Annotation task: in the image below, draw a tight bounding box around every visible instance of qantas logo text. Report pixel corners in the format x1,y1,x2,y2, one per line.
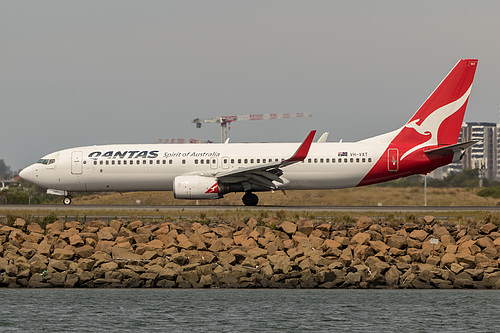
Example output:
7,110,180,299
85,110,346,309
88,151,159,159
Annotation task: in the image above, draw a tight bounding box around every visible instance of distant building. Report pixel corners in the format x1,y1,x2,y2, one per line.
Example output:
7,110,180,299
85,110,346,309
442,122,498,181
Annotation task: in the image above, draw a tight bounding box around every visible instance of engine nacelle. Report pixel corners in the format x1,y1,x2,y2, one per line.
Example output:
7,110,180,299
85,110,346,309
173,175,222,199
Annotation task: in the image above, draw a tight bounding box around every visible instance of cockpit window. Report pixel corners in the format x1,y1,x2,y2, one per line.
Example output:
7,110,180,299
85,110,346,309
37,159,56,165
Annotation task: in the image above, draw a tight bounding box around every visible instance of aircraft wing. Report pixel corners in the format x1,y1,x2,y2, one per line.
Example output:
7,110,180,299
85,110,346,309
215,130,316,189
424,141,477,157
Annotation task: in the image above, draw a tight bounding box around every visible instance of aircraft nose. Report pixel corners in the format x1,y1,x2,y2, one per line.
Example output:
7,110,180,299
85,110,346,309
19,165,35,183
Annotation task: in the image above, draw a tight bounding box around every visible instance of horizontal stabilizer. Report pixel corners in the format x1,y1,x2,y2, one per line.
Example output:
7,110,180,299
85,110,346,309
424,141,477,157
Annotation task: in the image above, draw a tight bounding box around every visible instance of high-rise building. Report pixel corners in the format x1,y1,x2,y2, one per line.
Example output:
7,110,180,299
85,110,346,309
444,122,498,181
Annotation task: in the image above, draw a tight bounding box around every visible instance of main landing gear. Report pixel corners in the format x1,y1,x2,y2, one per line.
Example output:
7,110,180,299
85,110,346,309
63,195,72,205
242,192,259,206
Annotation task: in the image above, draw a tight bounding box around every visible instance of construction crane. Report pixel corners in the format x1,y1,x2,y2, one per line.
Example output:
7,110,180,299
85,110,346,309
192,113,312,142
154,138,213,144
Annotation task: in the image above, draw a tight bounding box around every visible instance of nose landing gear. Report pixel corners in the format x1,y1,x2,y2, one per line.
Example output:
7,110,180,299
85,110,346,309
63,196,72,205
47,189,72,205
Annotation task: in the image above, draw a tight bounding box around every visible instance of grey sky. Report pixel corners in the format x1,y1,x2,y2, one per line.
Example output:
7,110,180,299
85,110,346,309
1,1,499,171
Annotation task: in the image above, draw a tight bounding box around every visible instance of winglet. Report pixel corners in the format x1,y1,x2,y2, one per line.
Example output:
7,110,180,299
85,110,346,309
287,130,316,162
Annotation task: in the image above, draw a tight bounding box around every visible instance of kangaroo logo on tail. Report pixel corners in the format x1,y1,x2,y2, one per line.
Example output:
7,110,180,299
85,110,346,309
401,85,473,160
393,59,477,160
358,59,478,187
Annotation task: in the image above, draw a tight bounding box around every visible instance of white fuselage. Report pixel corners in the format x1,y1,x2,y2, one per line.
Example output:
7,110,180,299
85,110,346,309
20,141,387,193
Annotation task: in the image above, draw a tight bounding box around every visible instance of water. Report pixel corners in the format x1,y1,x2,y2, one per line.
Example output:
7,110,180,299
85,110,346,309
0,289,499,332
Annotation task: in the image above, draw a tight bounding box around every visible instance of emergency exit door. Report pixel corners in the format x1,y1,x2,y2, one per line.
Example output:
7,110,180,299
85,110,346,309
210,157,218,170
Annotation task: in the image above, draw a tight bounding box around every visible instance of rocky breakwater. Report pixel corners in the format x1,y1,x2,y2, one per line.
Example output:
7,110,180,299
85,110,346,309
1,216,500,289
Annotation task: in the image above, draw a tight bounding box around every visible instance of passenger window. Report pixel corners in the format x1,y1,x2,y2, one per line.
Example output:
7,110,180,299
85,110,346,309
332,158,335,163
143,160,147,164
163,160,166,164
112,161,115,165
124,160,127,165
94,161,97,165
326,158,329,163
106,161,109,165
150,160,153,164
238,159,241,164
362,158,365,162
230,159,234,164
350,158,353,163
344,158,348,163
244,159,248,164
182,160,186,164
368,158,372,162
212,159,216,164
308,158,311,163
206,159,209,164
314,158,318,163
169,160,173,164
338,159,341,163
356,158,359,163
100,161,103,165
256,159,260,163
118,161,121,165
156,160,160,164
320,158,324,163
250,159,254,163
200,159,204,164
263,159,266,163
195,160,198,164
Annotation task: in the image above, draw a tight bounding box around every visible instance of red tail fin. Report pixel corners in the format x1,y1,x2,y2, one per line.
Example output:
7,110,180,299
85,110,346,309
397,59,477,160
358,60,478,187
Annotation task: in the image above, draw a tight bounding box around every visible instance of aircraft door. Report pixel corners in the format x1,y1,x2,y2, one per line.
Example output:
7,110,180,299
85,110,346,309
210,157,218,170
388,148,399,172
221,156,229,169
71,151,83,175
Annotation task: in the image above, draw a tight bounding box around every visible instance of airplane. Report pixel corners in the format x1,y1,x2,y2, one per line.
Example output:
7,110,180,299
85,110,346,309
20,59,478,206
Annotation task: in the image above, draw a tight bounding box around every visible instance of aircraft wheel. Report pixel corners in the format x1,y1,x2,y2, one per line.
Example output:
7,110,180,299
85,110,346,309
63,196,72,205
242,192,259,206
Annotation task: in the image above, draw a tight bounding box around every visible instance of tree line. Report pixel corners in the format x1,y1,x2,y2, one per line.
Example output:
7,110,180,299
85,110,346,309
0,159,12,179
376,168,487,188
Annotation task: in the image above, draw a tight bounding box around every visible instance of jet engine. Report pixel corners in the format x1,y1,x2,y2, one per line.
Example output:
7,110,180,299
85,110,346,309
173,175,222,199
